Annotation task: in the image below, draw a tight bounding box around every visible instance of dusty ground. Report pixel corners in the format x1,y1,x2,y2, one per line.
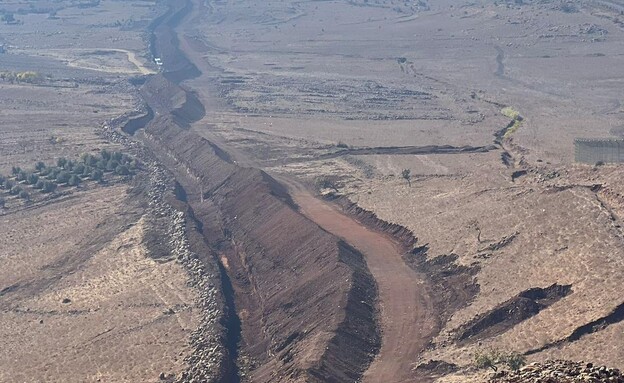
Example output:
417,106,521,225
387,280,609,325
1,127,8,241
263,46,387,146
0,190,197,382
0,1,203,382
174,0,624,380
3,0,624,381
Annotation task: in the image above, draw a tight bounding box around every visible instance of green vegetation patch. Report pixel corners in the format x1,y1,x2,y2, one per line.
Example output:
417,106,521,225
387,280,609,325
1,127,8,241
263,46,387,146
501,106,523,139
0,149,139,211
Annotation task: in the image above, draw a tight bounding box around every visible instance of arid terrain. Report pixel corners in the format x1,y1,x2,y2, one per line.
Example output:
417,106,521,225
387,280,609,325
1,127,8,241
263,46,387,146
2,0,624,382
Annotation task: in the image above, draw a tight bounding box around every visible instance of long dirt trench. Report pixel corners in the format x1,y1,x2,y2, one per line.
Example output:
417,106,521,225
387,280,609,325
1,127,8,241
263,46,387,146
285,182,438,383
167,1,440,381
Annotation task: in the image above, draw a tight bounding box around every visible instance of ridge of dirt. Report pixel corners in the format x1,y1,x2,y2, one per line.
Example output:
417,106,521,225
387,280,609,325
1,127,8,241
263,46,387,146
455,284,573,344
330,194,480,327
141,112,381,382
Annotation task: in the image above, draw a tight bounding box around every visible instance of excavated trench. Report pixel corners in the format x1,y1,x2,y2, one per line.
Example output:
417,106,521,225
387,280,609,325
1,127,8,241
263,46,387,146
134,1,381,381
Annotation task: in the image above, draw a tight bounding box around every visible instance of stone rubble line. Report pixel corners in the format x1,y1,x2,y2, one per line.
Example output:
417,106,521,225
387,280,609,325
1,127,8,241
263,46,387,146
98,121,225,382
490,360,624,383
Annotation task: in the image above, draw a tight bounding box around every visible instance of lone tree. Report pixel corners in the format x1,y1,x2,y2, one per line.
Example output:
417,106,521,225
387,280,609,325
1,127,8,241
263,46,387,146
401,168,412,187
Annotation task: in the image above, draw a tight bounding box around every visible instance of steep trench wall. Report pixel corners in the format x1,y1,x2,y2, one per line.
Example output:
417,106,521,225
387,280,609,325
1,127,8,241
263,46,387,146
139,73,380,382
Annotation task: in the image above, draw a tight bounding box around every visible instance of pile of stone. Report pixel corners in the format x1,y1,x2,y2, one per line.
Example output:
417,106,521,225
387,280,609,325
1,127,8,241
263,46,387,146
145,163,225,383
97,119,226,382
490,360,623,383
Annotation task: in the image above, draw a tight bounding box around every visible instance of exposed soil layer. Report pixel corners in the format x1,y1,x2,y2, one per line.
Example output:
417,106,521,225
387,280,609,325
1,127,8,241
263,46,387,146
455,284,572,344
142,108,380,381
331,196,480,332
322,144,497,159
138,3,382,377
526,300,624,356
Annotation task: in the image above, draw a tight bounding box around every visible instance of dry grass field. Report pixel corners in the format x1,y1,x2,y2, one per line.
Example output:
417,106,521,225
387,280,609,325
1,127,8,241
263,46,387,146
3,0,624,381
175,0,624,380
0,1,202,381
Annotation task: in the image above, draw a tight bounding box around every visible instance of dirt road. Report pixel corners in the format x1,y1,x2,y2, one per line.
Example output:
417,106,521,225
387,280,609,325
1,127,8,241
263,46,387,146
284,181,438,383
173,1,439,381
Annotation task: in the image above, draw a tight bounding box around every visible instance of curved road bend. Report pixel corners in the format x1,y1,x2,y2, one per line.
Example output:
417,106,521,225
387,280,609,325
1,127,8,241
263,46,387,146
171,1,439,381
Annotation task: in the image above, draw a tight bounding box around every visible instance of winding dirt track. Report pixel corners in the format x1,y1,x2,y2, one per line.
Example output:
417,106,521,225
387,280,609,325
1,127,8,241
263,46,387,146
280,180,438,383
174,1,439,381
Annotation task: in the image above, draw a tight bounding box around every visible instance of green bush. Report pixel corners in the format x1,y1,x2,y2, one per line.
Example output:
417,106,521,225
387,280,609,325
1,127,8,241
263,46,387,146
56,171,70,184
474,349,526,372
101,149,111,161
10,185,22,195
90,169,103,182
115,165,130,176
42,181,57,193
18,190,29,200
35,161,46,172
68,175,81,187
26,173,39,185
73,163,85,175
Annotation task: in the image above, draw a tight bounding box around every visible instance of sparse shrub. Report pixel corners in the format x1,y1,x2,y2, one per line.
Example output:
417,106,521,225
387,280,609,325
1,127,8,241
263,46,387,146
82,165,92,178
337,141,349,148
26,173,39,185
18,190,29,200
42,181,57,193
46,168,60,180
474,349,502,371
64,160,75,171
316,176,338,191
10,185,22,195
115,165,130,176
90,169,103,182
504,352,526,371
73,163,85,175
68,175,81,187
35,161,46,172
56,171,70,184
401,168,412,186
101,149,111,161
474,349,525,372
106,160,119,172
81,153,97,167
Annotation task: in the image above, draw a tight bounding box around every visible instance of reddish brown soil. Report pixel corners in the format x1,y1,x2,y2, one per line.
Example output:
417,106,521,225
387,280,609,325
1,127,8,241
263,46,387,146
286,181,438,382
138,72,380,382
